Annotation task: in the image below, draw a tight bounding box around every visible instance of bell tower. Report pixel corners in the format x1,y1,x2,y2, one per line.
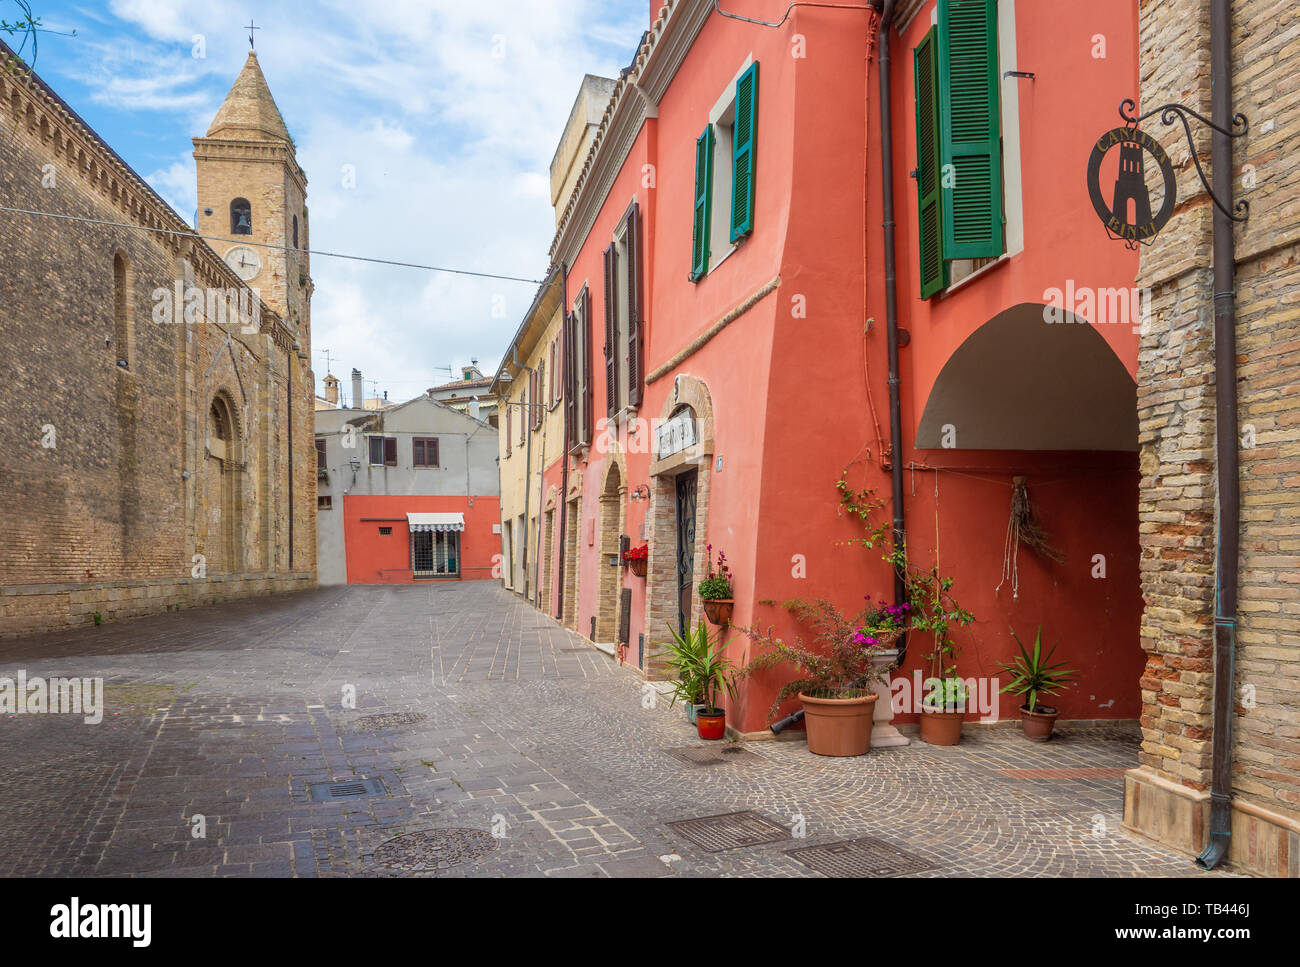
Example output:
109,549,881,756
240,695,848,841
193,49,311,336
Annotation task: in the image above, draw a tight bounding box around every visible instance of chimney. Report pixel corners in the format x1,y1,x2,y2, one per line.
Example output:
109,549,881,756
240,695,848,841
468,398,481,420
351,368,363,410
323,373,339,406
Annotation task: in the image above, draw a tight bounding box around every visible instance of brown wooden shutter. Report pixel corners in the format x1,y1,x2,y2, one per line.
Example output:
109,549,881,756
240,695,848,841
431,438,439,467
625,202,644,408
580,289,593,447
603,242,618,419
563,311,576,452
316,438,327,470
413,437,424,466
506,401,512,456
384,436,397,466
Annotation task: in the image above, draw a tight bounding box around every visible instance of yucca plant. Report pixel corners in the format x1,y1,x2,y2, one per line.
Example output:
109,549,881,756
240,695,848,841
660,621,737,712
997,626,1078,713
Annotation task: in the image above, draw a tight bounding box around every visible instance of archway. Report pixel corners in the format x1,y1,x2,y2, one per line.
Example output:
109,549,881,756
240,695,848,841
205,393,243,574
595,461,625,645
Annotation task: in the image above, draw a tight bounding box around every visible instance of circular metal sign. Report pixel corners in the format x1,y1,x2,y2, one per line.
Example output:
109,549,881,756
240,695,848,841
1087,126,1177,246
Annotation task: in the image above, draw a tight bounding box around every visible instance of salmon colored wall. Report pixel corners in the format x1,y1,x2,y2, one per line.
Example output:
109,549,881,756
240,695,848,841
562,0,1145,734
343,495,500,585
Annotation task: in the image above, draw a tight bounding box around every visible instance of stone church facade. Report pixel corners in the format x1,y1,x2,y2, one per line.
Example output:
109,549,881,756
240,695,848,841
0,44,316,636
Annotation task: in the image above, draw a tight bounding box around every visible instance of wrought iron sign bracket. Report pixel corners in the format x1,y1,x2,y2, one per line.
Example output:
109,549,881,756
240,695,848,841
1118,98,1249,223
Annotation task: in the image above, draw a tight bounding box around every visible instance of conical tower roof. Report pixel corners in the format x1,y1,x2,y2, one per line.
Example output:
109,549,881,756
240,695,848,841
205,50,291,143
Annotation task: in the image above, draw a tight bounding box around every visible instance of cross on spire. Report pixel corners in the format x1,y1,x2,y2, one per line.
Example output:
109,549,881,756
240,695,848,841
245,19,259,49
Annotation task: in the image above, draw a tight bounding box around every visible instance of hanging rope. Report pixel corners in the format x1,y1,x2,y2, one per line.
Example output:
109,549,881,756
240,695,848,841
996,476,1064,600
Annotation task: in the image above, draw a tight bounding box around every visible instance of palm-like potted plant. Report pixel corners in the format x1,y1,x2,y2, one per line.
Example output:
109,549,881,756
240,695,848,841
998,626,1078,741
742,599,898,756
660,620,709,725
699,544,734,625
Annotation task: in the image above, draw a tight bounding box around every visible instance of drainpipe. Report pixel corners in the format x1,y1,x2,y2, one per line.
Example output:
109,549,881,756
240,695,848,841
288,345,295,570
1197,0,1239,871
556,262,571,621
871,0,909,660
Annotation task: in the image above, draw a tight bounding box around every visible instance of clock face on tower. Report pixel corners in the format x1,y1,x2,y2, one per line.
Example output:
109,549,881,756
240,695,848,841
224,246,262,281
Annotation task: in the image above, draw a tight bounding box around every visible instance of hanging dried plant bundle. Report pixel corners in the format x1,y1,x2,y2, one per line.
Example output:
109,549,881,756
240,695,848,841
1010,477,1064,564
997,476,1064,600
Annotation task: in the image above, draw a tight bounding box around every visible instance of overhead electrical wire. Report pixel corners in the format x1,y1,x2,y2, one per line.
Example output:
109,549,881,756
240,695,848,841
0,205,544,285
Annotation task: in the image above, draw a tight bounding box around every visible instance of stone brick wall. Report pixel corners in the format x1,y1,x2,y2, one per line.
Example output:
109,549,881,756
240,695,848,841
0,53,315,638
1127,0,1300,876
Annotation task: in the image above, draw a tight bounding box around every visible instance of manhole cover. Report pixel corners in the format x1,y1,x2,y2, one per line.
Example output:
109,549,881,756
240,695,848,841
308,778,387,802
667,810,790,853
370,828,499,874
664,745,763,766
350,711,428,733
785,837,934,877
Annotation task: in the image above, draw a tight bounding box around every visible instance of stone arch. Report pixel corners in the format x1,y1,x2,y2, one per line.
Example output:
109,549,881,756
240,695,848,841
916,303,1137,451
230,197,252,235
594,457,627,645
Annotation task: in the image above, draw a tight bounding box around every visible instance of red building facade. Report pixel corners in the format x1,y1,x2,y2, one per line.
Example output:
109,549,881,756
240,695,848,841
527,0,1144,736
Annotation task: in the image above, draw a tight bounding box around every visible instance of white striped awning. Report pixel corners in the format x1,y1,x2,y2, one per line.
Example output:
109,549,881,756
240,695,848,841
407,512,465,533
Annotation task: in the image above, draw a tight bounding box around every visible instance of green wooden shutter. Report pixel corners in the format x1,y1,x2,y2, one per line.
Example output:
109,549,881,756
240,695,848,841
938,0,1003,259
914,27,947,299
690,125,714,281
730,61,759,242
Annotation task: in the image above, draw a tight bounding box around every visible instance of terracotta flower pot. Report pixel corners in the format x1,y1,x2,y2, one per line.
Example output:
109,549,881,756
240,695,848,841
628,557,648,577
1020,705,1059,742
799,691,879,756
702,598,734,626
919,707,964,746
696,709,726,740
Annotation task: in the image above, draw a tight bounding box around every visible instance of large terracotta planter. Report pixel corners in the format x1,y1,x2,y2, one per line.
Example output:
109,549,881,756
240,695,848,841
799,690,879,757
696,708,726,740
702,598,734,626
919,707,964,746
1019,705,1059,742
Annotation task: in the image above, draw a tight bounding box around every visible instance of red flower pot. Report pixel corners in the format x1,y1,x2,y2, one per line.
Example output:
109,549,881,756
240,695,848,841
696,709,726,740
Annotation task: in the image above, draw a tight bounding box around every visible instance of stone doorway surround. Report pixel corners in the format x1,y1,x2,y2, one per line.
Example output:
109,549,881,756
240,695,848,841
595,457,627,647
644,375,714,679
561,469,583,630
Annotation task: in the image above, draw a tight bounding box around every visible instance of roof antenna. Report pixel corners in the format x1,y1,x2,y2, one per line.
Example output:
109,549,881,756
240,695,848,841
245,19,259,49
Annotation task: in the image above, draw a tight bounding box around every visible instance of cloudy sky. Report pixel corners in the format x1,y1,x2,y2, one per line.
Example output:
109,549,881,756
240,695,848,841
23,0,646,402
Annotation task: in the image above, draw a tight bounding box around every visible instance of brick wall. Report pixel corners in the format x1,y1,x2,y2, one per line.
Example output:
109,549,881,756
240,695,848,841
0,55,316,637
1127,0,1300,876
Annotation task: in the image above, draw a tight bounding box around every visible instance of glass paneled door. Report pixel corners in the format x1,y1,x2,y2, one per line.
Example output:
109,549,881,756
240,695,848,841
675,470,698,636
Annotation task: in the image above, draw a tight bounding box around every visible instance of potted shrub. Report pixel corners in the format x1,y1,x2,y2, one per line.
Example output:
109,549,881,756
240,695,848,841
919,676,968,746
622,542,649,577
836,474,976,746
743,599,899,756
693,627,737,740
660,620,709,725
699,544,734,625
997,626,1078,741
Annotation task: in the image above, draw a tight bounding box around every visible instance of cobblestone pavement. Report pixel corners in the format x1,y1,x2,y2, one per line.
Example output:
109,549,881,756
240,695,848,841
0,583,1229,877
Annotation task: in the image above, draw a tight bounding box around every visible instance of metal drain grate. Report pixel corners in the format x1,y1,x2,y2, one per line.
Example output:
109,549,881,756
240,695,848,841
664,745,763,767
308,778,387,802
350,711,428,733
667,810,790,853
370,828,498,874
785,837,935,877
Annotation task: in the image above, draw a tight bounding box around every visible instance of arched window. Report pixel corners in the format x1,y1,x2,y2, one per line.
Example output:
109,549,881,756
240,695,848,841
292,214,299,250
113,252,131,369
230,198,252,235
210,399,229,442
